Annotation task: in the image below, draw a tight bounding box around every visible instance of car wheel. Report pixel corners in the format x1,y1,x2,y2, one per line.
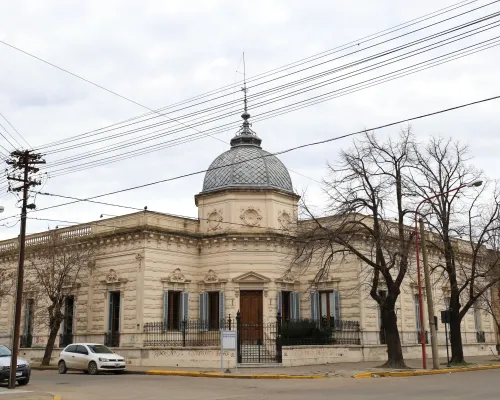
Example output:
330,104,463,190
88,361,98,375
58,361,67,374
18,376,30,386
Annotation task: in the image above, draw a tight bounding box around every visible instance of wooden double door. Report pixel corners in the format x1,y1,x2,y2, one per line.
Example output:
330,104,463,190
239,290,263,343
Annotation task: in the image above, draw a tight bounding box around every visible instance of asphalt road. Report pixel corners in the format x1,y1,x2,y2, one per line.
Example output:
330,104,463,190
3,369,500,400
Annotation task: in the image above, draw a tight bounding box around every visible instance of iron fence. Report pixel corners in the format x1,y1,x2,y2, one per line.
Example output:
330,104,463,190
59,334,73,348
237,312,281,363
281,318,361,346
143,318,233,347
104,332,120,347
20,334,33,348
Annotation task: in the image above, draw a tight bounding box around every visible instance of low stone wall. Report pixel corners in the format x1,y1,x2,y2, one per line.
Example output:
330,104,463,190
18,347,237,369
15,343,496,368
283,343,498,366
282,346,362,366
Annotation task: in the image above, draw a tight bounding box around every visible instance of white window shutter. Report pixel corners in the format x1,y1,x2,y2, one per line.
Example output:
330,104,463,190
310,291,319,321
219,291,225,329
333,290,341,328
163,291,169,329
277,291,282,316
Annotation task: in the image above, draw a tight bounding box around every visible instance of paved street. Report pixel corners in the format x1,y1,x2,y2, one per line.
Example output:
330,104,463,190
0,369,498,400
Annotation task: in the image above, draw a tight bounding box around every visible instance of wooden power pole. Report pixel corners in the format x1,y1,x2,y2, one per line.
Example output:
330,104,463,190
6,150,45,389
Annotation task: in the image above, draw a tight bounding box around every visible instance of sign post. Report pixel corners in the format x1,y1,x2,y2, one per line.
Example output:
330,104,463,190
221,329,237,372
441,310,451,368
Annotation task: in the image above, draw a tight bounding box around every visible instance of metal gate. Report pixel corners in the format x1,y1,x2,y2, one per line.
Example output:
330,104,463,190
236,312,282,364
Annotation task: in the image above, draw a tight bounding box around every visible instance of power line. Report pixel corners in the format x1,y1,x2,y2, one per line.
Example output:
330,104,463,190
37,11,500,177
31,0,484,152
0,112,31,149
44,34,500,177
41,8,500,162
19,93,499,217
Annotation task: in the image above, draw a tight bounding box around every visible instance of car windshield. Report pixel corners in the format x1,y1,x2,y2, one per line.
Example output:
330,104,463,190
0,345,11,357
87,345,113,354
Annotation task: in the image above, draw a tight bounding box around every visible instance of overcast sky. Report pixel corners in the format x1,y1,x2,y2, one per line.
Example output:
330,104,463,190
0,0,499,240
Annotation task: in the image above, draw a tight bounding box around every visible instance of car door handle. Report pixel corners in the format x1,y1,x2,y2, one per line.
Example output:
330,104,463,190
72,356,75,358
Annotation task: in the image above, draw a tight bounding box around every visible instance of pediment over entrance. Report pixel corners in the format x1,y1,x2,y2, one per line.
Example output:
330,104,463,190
232,271,270,283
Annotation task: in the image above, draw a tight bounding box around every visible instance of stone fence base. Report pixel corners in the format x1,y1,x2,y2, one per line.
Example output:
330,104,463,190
16,343,496,369
282,343,497,366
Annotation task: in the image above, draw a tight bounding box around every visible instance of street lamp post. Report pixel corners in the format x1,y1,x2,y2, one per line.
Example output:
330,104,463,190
414,180,482,369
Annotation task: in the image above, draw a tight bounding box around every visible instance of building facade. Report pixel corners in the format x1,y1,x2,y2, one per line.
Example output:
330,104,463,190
0,110,497,368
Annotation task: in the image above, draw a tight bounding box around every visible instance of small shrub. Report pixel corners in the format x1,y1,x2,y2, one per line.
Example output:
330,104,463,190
281,319,333,346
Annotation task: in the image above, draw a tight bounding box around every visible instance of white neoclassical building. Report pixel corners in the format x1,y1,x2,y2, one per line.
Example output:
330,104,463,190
0,109,497,368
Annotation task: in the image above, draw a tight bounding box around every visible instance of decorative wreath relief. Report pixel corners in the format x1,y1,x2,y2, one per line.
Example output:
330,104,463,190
278,210,293,230
207,210,223,231
240,206,262,227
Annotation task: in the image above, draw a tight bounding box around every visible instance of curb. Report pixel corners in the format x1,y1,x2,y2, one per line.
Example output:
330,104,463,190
146,370,326,379
352,364,500,378
30,366,324,379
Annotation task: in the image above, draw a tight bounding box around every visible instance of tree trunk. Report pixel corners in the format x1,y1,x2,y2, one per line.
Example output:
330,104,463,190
449,308,465,363
379,300,408,369
42,325,60,366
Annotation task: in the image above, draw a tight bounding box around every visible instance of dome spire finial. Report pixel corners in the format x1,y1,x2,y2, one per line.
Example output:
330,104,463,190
230,53,262,148
241,52,250,123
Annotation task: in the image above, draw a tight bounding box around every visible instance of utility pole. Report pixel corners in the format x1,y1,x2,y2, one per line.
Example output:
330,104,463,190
6,150,45,389
419,218,439,370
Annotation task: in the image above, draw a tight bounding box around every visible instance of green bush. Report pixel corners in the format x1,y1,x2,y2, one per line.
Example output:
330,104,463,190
281,319,333,346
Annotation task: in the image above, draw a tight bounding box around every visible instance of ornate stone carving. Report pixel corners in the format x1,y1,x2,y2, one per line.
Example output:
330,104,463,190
240,206,262,227
204,269,218,283
278,210,293,230
106,269,118,283
282,270,295,283
207,209,223,231
170,268,186,282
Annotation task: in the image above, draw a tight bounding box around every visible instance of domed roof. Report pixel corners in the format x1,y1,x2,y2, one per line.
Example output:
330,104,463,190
201,111,293,194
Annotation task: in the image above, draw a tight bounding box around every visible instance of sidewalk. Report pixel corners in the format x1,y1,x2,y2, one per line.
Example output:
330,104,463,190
0,389,59,400
30,355,500,378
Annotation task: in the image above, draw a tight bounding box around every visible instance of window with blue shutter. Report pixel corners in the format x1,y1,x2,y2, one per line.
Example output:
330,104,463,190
181,292,189,322
290,292,301,320
277,291,283,317
414,294,421,331
310,291,319,321
333,290,340,328
219,291,225,329
199,292,208,331
163,291,169,330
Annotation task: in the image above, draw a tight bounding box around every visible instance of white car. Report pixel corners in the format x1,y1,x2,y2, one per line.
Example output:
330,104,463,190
58,343,126,375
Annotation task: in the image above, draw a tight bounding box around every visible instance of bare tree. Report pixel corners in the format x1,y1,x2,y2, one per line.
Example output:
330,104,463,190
411,138,500,363
24,232,94,365
294,129,414,368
